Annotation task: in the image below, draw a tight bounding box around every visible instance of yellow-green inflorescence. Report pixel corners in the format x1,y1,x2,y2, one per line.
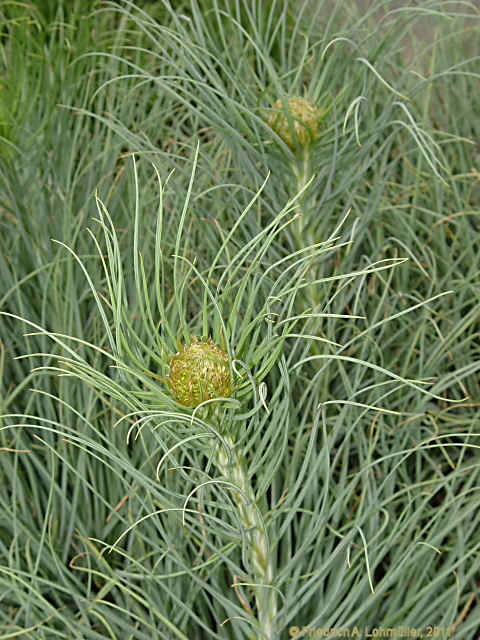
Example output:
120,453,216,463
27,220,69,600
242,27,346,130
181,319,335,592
166,337,232,407
267,96,319,149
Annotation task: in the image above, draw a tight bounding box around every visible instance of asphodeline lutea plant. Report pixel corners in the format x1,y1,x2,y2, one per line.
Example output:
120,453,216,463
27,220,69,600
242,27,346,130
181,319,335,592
265,93,327,256
265,93,328,321
163,329,279,636
165,332,279,637
10,145,347,639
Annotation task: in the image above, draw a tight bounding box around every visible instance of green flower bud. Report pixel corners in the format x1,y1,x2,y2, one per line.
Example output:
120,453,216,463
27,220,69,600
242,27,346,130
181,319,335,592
267,96,319,149
166,337,232,407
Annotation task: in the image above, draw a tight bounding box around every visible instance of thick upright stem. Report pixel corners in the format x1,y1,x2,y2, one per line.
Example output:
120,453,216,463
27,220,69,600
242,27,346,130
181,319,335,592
216,434,277,639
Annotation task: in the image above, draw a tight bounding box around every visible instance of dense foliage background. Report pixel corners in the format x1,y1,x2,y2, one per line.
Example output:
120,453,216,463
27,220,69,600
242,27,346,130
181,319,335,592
1,1,479,638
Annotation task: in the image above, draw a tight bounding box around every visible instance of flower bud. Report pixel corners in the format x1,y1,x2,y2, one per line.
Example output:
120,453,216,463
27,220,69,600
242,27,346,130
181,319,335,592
166,337,232,407
267,96,318,149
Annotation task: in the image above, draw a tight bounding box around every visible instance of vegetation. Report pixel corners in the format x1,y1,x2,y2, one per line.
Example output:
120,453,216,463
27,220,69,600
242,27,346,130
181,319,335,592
1,1,479,638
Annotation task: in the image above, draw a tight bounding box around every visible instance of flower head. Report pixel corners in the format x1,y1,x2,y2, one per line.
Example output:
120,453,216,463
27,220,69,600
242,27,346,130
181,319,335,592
267,96,319,149
166,337,232,407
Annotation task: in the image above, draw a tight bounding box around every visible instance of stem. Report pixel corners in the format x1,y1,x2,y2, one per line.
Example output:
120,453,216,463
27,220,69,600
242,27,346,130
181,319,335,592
292,148,310,251
292,148,317,312
291,149,331,374
215,433,277,639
